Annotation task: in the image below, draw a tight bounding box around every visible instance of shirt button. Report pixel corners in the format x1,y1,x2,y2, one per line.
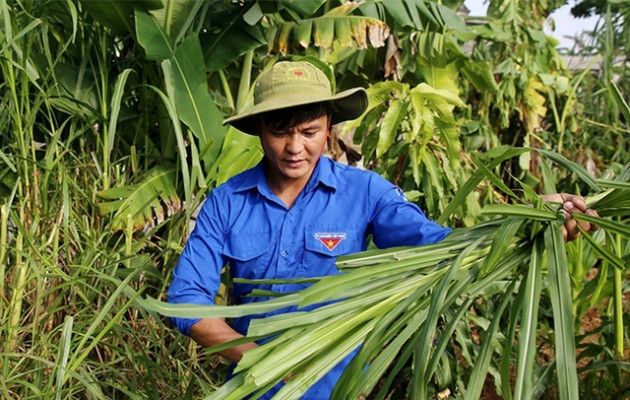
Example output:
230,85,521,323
280,250,287,257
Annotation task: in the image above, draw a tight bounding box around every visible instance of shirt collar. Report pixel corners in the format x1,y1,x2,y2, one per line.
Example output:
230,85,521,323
233,156,338,196
306,156,337,193
233,160,270,195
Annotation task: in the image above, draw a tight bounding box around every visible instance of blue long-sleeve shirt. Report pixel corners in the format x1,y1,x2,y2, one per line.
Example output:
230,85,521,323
167,156,450,398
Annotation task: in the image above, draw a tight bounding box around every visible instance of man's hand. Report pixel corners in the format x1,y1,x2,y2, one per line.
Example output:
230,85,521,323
543,193,599,241
190,318,257,363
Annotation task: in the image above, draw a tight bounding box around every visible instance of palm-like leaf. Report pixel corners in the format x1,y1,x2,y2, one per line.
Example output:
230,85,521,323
97,167,181,231
206,127,263,187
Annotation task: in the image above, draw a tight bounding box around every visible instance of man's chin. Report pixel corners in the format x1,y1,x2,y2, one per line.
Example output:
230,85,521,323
279,166,312,180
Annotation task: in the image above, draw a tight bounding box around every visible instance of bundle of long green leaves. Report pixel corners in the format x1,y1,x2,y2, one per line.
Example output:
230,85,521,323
141,149,630,400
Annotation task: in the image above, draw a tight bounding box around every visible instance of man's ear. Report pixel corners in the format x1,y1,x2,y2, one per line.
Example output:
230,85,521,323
320,116,331,156
253,116,262,134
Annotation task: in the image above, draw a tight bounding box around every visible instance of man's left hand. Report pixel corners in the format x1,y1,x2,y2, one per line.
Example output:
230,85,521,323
543,193,599,241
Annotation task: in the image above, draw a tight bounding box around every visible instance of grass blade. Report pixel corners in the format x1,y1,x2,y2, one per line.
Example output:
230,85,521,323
609,81,630,123
572,213,630,237
413,237,485,399
464,281,516,400
54,316,73,400
577,225,625,270
544,224,579,400
104,68,132,189
479,217,523,274
473,157,518,199
536,148,600,192
437,146,529,224
137,294,301,319
482,204,557,220
65,268,141,377
513,239,543,400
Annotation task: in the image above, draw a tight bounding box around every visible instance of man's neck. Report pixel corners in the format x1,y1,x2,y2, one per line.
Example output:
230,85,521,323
267,175,310,208
265,164,317,209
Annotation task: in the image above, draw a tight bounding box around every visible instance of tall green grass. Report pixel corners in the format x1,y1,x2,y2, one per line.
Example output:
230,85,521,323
1,0,629,398
0,1,225,398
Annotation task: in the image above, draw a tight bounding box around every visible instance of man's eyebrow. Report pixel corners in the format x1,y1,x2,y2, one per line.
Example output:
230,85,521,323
301,122,324,130
266,125,289,134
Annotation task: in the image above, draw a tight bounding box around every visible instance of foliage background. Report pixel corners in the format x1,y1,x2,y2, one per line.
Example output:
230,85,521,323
0,0,629,398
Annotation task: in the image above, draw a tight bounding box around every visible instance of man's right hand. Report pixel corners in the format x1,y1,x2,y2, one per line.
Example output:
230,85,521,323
189,318,258,363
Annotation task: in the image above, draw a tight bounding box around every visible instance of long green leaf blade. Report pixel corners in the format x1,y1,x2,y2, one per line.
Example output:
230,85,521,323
514,239,543,400
544,224,579,400
482,204,557,220
137,294,301,319
437,146,529,224
464,282,516,400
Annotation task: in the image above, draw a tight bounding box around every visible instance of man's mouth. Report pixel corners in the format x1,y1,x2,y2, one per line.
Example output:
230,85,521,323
284,159,304,168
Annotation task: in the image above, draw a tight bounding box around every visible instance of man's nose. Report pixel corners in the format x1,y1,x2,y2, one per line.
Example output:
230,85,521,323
285,133,304,154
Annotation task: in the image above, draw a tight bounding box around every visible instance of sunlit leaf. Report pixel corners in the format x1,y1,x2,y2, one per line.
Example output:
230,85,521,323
376,99,407,157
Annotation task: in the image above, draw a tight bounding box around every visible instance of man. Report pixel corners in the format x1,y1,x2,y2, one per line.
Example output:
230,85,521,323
167,61,596,398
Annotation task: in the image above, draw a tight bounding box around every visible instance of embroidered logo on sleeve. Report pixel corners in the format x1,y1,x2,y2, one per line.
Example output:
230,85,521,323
315,233,346,251
395,187,408,201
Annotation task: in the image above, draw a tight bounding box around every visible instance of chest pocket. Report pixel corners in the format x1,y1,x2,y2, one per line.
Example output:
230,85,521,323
302,226,365,277
224,231,273,280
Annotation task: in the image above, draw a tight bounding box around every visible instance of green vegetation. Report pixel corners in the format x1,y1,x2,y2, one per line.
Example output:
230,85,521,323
0,0,628,398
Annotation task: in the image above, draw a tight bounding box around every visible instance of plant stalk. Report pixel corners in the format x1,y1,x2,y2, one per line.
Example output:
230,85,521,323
236,50,254,112
218,69,235,111
125,213,133,268
0,204,7,301
614,230,624,357
8,207,26,351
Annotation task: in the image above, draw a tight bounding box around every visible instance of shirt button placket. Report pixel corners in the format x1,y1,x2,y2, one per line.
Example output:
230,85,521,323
277,212,294,276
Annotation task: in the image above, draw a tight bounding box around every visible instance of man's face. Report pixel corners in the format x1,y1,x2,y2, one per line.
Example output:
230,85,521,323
259,114,329,185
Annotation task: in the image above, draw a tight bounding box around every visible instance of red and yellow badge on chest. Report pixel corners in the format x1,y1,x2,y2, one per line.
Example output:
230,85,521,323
315,233,346,251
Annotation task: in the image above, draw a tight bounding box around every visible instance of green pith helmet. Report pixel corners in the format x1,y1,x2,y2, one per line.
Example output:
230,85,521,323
223,61,368,136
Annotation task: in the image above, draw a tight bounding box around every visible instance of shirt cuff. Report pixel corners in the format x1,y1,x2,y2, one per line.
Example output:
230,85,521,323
170,316,201,337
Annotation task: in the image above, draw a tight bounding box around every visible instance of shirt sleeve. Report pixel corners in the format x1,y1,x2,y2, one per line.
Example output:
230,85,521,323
166,192,227,336
368,174,451,248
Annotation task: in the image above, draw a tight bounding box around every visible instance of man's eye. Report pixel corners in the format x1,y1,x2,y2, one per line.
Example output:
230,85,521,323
303,131,317,137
